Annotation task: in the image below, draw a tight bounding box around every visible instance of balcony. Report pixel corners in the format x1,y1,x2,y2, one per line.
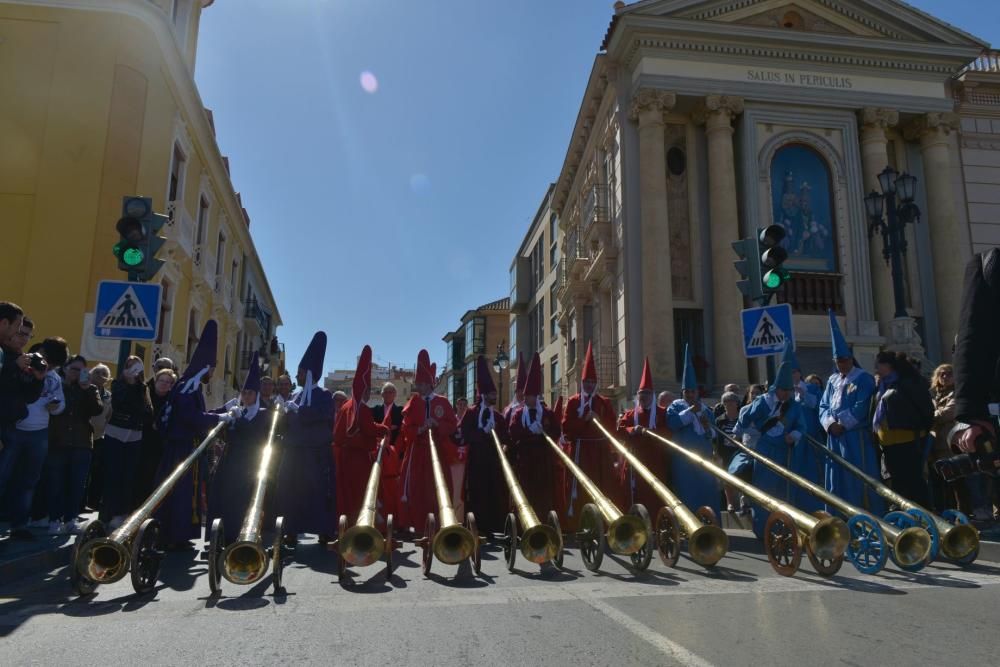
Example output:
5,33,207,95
962,49,1000,74
776,272,844,316
244,298,270,336
581,184,609,231
164,201,196,259
595,345,622,390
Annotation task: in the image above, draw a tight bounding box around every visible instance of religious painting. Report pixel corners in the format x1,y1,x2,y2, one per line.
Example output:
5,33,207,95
769,144,837,272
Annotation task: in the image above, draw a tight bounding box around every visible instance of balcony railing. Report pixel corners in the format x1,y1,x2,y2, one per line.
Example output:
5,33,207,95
165,200,196,258
581,184,609,230
244,298,270,335
595,345,621,389
964,50,1000,73
776,272,844,316
240,350,256,370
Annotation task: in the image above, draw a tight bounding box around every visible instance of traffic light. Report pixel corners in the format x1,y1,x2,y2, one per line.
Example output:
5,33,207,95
113,196,167,281
732,237,764,305
759,224,790,295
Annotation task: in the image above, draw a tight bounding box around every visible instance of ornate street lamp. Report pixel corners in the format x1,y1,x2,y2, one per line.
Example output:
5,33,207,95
493,340,509,402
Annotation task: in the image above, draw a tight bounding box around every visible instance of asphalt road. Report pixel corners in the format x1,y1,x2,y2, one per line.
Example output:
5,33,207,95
1,530,997,666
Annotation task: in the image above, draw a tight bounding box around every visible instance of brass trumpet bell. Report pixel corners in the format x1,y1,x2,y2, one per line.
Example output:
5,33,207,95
77,538,131,584
892,526,933,569
809,516,850,562
607,515,648,555
222,542,269,585
341,524,386,568
940,523,979,561
432,523,477,565
519,524,561,564
687,525,729,567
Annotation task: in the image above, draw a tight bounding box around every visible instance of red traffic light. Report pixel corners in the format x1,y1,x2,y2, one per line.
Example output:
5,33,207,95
758,224,786,248
116,217,146,242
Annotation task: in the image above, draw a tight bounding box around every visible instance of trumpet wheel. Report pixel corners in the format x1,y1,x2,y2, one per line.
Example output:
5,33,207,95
337,515,348,580
272,516,285,593
129,518,162,595
547,510,564,570
578,503,606,572
806,511,842,578
208,518,225,596
883,512,927,573
70,519,105,596
421,513,436,577
654,506,681,568
465,512,482,575
846,514,888,575
384,514,395,579
905,508,940,563
695,506,718,526
764,511,802,577
941,510,978,566
628,504,653,573
503,513,518,572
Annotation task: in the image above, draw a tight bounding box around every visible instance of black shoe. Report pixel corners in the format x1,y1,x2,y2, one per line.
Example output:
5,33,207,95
10,529,34,540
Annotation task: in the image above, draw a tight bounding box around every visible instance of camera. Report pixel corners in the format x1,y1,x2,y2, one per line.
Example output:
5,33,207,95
933,452,1000,481
79,368,90,384
26,352,47,372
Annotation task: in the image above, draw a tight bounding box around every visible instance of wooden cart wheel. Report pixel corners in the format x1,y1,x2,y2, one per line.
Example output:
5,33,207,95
384,514,395,579
272,516,285,592
421,513,436,577
764,511,802,577
695,506,718,526
628,504,653,572
547,510,564,570
70,519,106,596
337,515,348,579
846,514,888,575
806,511,842,577
129,518,162,595
578,503,606,572
503,512,518,572
655,506,681,568
208,518,225,596
465,512,482,575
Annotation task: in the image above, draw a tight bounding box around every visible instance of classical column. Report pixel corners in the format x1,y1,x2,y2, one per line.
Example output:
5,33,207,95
629,88,677,385
903,112,968,358
695,95,748,388
857,108,900,334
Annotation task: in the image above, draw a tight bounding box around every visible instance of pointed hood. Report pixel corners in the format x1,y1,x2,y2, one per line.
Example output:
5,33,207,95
524,352,542,397
780,340,801,372
475,355,496,398
681,344,698,391
552,395,564,424
415,349,433,386
242,351,261,393
772,362,795,392
515,352,528,395
828,309,851,359
178,319,218,393
581,341,597,383
638,357,654,393
352,345,373,402
298,331,327,382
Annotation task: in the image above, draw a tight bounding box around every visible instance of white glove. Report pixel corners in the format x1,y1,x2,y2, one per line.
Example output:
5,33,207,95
283,400,299,414
220,413,236,425
529,423,544,435
228,406,243,421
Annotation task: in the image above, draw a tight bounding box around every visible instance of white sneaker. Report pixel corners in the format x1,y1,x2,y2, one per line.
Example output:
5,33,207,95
48,521,66,535
108,515,125,531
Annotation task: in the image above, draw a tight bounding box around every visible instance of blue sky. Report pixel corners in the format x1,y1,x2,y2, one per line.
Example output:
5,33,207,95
194,0,998,374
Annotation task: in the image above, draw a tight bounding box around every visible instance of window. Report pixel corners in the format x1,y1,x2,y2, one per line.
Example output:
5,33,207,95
196,196,209,246
508,320,517,367
230,260,239,301
548,213,558,271
168,144,186,203
673,309,704,385
550,355,559,404
186,309,199,363
157,279,173,344
769,144,837,273
215,231,226,282
466,364,476,402
550,284,559,341
464,317,485,358
537,296,545,349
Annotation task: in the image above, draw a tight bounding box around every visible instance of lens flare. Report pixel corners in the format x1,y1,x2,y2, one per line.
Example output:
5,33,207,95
360,71,378,94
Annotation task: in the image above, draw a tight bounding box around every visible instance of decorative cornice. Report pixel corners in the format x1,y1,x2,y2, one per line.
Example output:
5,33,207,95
858,107,900,130
692,94,744,125
628,88,676,122
903,112,961,141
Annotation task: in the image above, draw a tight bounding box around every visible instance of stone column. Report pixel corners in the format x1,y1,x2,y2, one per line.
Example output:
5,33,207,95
904,112,968,358
695,95,748,388
629,88,677,385
857,108,900,333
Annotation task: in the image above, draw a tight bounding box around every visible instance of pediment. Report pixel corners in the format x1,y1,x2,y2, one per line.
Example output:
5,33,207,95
619,0,987,47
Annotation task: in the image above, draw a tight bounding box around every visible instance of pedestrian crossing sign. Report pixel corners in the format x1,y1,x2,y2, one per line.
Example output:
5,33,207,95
740,303,794,358
94,280,162,340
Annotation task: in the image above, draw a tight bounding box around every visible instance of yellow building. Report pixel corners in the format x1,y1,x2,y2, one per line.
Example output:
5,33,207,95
1,0,282,402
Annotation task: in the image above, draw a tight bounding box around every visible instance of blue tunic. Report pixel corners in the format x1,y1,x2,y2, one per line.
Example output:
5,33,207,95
207,405,273,543
736,393,806,538
666,399,720,518
819,368,885,515
788,381,825,514
274,387,335,536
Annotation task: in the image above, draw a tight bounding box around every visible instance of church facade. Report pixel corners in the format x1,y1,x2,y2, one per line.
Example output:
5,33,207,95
554,0,1000,400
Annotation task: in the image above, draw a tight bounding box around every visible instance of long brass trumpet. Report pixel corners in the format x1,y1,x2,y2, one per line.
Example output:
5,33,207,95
543,434,648,572
804,434,979,564
592,420,728,569
71,421,227,596
207,409,286,595
490,429,563,571
415,430,480,576
644,429,849,577
334,436,396,579
712,427,931,575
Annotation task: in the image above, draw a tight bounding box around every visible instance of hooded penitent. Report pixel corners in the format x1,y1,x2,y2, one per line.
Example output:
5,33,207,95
178,319,218,394
681,344,698,392
297,331,327,406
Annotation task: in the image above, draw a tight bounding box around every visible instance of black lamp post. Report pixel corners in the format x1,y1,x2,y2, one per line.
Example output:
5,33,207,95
492,340,509,402
864,166,921,319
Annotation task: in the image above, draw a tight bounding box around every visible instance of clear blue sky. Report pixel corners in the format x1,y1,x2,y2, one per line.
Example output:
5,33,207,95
194,0,998,374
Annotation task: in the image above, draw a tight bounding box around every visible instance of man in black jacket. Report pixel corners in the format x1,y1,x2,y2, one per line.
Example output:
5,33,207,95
0,305,44,432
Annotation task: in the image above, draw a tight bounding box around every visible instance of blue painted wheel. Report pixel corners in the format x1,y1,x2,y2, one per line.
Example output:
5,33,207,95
905,508,940,562
884,512,927,572
941,509,971,526
846,514,887,575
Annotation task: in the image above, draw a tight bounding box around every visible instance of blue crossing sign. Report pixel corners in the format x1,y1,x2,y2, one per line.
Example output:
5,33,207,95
740,303,794,358
94,280,162,341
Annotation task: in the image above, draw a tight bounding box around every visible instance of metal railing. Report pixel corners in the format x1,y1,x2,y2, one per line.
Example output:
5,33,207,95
776,272,844,316
244,298,270,335
581,184,609,230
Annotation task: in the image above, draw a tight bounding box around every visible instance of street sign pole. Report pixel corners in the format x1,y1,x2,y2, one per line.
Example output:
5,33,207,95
116,270,141,373
763,293,776,384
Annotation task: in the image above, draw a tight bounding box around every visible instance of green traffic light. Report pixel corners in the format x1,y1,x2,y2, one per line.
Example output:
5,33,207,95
122,246,145,267
764,271,781,289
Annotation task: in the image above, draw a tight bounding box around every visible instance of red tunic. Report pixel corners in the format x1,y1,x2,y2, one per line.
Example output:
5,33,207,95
508,405,562,516
333,399,388,522
561,393,623,524
617,406,671,513
398,393,459,532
